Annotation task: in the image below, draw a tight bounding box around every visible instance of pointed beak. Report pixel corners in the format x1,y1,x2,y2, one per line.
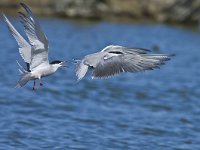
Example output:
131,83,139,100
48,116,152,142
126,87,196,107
60,61,67,67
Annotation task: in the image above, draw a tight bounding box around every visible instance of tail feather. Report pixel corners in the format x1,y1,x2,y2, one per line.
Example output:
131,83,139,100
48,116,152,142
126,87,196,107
15,61,31,88
15,72,31,88
16,60,27,73
18,69,23,75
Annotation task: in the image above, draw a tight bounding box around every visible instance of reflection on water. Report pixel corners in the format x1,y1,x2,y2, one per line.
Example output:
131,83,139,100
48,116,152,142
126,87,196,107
0,16,200,150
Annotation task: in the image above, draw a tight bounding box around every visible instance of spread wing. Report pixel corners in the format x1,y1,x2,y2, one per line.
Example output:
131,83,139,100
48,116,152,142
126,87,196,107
76,60,89,81
3,14,31,64
93,46,173,78
19,3,49,71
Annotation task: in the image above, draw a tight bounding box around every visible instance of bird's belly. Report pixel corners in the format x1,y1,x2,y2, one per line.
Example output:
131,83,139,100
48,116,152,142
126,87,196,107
31,68,54,78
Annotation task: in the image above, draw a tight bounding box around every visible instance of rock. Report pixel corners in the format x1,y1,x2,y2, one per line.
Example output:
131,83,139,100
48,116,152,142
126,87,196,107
52,0,107,18
1,0,200,24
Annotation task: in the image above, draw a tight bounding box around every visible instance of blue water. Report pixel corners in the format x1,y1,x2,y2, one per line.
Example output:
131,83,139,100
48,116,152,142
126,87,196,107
0,16,200,150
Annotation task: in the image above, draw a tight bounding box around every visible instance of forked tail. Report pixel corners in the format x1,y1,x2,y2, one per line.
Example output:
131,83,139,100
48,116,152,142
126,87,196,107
15,61,31,88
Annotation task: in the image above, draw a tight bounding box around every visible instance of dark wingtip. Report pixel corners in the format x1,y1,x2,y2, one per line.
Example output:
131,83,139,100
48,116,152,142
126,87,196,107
140,48,151,52
18,11,27,19
20,2,26,7
132,47,151,52
18,11,24,16
18,11,23,15
20,3,32,15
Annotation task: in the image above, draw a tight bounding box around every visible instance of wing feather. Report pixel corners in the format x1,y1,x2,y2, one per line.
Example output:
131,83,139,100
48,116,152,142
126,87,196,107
19,3,49,70
3,14,31,64
102,45,150,54
76,60,89,81
92,52,172,79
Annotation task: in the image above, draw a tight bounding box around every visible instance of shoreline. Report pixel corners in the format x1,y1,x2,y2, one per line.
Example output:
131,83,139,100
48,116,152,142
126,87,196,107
1,0,199,27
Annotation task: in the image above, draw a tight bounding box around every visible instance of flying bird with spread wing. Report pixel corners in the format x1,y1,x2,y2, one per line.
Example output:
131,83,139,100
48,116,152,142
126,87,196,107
75,45,174,81
3,3,66,90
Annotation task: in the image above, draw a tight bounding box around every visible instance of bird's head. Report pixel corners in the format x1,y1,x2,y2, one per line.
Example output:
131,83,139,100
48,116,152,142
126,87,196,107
50,60,66,70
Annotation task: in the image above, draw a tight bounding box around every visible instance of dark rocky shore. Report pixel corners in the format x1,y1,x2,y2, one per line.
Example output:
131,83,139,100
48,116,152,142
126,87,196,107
1,0,200,24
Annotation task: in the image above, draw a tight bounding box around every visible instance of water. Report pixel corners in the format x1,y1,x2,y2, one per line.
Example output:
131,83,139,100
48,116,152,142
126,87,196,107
0,16,200,150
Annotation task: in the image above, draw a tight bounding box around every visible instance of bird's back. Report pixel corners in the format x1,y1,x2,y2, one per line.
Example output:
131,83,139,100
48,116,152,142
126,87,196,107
84,52,106,67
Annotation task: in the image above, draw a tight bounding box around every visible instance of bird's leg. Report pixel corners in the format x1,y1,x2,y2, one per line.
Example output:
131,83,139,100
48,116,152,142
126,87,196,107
32,80,36,91
40,78,43,86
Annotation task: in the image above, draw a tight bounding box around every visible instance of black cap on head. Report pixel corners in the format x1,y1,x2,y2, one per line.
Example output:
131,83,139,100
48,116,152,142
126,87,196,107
50,60,62,64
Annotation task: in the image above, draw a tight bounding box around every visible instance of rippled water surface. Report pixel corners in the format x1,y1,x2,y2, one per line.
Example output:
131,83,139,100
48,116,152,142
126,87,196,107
0,17,200,150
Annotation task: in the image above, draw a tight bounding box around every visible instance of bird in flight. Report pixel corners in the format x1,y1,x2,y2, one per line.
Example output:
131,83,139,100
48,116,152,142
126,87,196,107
75,45,174,81
3,3,66,90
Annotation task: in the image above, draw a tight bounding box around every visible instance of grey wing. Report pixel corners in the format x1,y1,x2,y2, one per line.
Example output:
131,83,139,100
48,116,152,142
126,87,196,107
3,14,31,63
92,52,172,79
76,60,89,81
101,45,150,54
19,3,49,71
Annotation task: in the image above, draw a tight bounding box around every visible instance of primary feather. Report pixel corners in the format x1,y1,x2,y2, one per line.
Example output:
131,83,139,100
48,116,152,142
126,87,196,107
3,14,32,64
19,3,49,71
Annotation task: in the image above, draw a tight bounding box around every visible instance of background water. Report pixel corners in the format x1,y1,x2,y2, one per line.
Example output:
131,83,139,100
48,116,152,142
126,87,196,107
0,16,200,150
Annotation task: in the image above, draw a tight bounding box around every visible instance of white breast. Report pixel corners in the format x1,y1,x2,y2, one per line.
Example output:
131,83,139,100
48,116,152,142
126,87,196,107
31,64,56,79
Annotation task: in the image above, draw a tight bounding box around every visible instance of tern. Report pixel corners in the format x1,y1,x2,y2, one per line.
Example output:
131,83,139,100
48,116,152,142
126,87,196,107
76,45,174,80
3,3,65,90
